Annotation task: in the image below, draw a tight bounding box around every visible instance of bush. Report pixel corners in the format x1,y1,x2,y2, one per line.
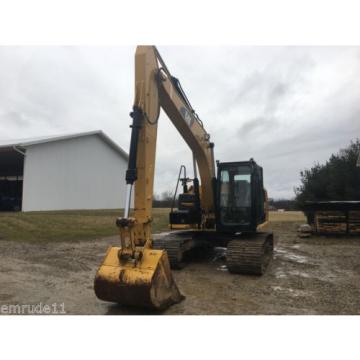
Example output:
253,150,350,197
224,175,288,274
295,139,360,208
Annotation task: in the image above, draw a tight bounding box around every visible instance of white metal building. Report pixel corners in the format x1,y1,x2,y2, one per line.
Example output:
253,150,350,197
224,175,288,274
0,131,128,211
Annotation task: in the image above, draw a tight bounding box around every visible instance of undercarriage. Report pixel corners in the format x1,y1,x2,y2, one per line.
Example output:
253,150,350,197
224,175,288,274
152,230,274,275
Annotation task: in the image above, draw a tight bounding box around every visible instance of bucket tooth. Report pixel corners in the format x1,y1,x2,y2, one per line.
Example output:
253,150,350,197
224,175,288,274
94,246,184,310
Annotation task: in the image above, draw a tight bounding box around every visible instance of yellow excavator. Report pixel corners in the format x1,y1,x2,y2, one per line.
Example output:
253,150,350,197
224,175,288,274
94,46,274,310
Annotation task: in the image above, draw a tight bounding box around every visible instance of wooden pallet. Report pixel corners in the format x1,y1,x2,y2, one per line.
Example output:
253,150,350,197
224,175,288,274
314,210,360,235
349,211,360,234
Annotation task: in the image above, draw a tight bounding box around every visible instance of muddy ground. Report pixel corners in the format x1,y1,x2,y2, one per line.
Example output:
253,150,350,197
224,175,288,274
1,219,360,315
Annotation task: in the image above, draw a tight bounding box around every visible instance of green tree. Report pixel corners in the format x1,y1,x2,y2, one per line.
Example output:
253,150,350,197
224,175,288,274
295,139,360,207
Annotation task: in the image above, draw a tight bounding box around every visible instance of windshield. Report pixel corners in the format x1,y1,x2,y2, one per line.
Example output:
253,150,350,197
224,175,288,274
219,165,252,226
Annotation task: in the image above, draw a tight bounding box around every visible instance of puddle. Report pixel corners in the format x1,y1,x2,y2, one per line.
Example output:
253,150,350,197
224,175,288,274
271,286,309,297
289,270,311,278
274,270,287,278
275,248,310,264
274,248,287,257
217,265,228,272
275,268,312,279
284,253,309,264
272,286,285,291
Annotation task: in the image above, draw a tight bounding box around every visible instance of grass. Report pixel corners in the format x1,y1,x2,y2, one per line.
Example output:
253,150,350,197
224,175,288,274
269,211,305,222
0,208,305,242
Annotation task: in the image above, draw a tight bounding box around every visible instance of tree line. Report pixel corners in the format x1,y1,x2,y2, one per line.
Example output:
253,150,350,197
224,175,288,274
295,139,360,207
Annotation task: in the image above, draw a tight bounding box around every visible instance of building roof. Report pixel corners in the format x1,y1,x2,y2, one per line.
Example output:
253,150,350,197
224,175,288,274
0,130,128,159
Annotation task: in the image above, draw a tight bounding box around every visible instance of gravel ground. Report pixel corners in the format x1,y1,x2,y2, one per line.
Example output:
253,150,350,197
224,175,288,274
1,219,360,315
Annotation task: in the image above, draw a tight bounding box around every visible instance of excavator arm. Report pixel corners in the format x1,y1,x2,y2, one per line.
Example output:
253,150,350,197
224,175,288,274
124,46,216,247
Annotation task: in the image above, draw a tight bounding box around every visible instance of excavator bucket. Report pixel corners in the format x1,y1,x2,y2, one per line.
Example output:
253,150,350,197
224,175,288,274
94,246,184,310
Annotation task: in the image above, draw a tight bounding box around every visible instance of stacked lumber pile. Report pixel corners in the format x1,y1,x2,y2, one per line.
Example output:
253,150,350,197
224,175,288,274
315,211,347,234
349,211,360,234
304,201,360,236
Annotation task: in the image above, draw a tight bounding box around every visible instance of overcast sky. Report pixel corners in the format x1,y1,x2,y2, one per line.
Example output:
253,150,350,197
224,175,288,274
0,46,359,199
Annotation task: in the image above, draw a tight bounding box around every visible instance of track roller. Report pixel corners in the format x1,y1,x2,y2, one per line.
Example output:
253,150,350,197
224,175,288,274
153,231,210,269
226,232,273,275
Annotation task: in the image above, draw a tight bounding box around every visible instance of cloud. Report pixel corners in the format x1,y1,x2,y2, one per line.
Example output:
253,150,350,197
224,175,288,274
0,46,359,200
237,116,278,136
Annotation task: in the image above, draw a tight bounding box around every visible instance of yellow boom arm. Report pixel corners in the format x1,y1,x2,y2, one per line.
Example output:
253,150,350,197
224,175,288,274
125,46,216,246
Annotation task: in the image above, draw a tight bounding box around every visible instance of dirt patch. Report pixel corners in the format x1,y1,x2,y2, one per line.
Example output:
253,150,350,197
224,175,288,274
1,219,360,315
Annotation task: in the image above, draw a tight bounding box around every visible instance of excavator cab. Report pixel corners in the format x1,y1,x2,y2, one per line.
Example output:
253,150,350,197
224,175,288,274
216,159,266,233
169,159,267,234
